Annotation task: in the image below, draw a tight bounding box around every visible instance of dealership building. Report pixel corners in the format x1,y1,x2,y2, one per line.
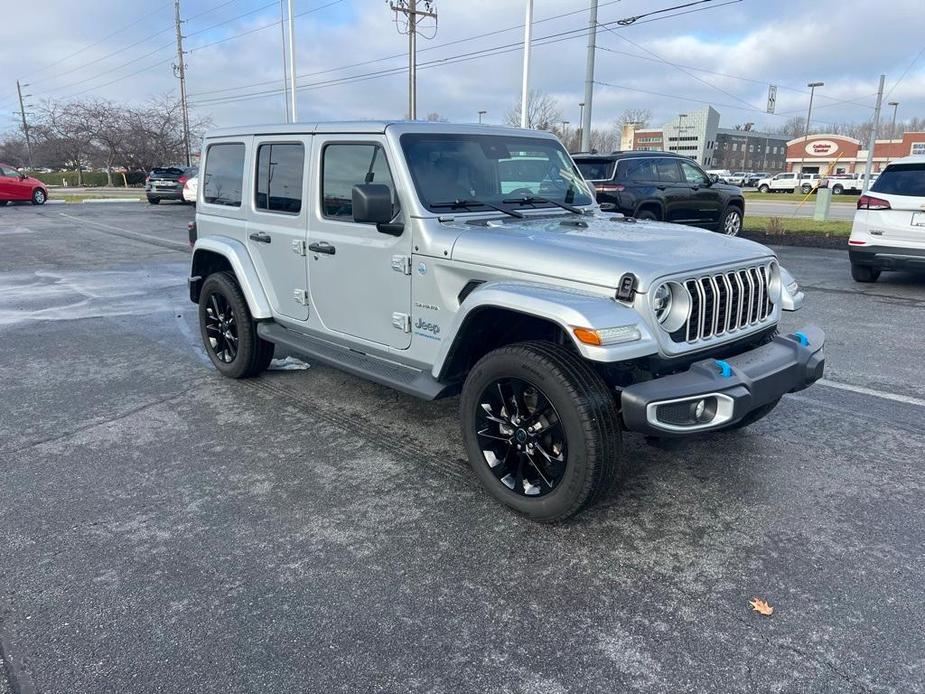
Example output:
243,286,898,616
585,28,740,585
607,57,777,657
785,132,925,174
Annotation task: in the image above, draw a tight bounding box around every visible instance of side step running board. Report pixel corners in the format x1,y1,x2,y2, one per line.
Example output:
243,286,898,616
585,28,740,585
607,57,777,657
257,322,455,401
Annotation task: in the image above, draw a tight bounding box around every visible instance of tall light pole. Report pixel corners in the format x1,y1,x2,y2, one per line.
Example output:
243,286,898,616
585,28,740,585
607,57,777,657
279,0,290,122
674,113,687,153
579,0,599,152
15,80,33,169
886,101,899,165
800,81,823,176
577,102,585,149
478,110,487,124
520,0,534,128
862,74,885,193
287,0,298,120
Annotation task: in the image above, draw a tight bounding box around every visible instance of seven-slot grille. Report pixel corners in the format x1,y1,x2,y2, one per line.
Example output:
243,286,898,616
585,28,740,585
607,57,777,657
673,265,774,343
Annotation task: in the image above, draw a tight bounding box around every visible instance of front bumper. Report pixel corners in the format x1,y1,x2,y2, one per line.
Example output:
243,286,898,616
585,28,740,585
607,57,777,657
621,325,825,436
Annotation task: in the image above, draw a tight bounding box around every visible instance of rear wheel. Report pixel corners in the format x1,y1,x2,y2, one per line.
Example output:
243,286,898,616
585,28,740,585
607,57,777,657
635,209,659,221
147,196,160,205
851,263,880,283
198,272,275,378
31,188,46,205
832,184,843,195
801,184,813,194
460,341,623,522
0,201,8,207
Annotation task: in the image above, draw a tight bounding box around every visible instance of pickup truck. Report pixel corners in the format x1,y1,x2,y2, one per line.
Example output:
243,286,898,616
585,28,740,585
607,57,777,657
756,172,821,194
188,121,824,521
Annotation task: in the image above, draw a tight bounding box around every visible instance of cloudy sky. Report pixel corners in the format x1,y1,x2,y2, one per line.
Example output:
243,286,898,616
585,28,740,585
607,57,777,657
3,0,924,136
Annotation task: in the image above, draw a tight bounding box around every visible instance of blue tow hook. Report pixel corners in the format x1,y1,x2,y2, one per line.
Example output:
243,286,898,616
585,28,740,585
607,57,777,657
794,331,809,347
714,359,733,378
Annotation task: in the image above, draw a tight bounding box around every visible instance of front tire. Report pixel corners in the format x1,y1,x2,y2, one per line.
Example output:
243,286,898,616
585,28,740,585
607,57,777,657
832,185,843,195
31,188,46,205
758,184,770,193
460,341,623,522
147,196,160,205
801,184,813,194
851,263,880,283
720,206,743,236
198,272,275,378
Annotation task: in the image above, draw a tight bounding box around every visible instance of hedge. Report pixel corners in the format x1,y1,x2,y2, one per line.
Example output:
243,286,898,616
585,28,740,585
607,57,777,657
25,170,147,187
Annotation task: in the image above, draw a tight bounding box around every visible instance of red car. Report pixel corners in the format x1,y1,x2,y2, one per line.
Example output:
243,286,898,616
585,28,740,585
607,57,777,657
0,163,48,205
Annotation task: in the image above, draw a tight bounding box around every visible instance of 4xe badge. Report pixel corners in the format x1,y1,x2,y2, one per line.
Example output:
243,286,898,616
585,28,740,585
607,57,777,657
417,262,427,276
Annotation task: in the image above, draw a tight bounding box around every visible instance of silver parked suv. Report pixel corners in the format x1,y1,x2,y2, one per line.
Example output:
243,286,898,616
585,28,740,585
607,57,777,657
188,121,825,521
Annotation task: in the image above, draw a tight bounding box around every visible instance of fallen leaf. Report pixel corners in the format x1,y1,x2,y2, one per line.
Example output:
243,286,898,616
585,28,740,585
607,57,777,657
749,597,774,616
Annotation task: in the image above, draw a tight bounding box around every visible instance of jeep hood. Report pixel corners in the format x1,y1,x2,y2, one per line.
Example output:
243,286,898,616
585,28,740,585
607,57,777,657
448,214,773,291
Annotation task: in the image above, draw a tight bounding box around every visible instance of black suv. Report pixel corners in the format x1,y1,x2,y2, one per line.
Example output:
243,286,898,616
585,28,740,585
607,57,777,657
145,166,196,205
573,152,745,235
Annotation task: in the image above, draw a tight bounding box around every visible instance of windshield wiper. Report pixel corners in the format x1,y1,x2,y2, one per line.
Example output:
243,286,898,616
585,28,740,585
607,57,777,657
502,195,585,215
430,199,524,219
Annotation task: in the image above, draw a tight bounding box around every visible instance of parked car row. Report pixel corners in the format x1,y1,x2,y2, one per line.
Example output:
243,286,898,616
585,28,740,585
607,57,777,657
145,165,197,204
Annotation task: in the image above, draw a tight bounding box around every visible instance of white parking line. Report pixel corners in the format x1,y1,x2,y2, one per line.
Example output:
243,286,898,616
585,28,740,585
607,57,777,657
818,378,925,408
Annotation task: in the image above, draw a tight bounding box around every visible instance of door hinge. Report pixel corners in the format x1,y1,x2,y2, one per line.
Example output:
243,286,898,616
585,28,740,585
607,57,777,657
293,289,309,305
291,239,307,256
392,312,411,333
391,254,412,275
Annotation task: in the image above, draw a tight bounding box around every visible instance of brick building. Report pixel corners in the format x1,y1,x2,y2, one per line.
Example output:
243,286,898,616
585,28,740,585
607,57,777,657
786,132,925,174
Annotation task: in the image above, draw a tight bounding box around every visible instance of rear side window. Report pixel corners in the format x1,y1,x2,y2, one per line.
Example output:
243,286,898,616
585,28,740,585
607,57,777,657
255,143,304,214
870,164,925,197
619,158,658,182
654,159,682,182
321,143,396,220
575,160,615,181
203,143,245,207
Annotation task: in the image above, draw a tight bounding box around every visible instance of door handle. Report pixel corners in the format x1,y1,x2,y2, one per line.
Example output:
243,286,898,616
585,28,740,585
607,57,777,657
656,185,667,190
308,242,336,255
249,232,271,244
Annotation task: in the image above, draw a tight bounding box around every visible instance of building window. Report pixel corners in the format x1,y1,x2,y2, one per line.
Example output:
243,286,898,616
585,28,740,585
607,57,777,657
911,142,925,155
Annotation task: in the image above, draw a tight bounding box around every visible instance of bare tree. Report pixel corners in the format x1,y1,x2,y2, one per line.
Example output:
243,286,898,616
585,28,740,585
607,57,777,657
504,90,562,131
771,116,807,138
616,107,652,129
34,100,98,185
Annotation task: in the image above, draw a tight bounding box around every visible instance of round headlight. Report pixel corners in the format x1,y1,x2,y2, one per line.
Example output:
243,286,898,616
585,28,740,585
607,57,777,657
767,261,782,304
652,282,690,334
653,284,672,323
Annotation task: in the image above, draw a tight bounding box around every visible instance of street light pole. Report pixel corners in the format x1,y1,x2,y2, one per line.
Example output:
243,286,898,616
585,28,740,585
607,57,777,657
577,102,585,149
886,101,899,165
287,0,298,121
478,110,487,124
674,113,687,153
579,0,598,152
800,81,823,176
520,0,533,128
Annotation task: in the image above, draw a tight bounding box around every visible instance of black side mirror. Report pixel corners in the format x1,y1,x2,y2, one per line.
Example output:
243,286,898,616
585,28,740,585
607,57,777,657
351,183,403,235
19,172,27,180
707,174,718,184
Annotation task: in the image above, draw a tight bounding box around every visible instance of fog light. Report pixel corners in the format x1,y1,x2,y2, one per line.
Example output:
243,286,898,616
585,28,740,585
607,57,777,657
690,397,717,423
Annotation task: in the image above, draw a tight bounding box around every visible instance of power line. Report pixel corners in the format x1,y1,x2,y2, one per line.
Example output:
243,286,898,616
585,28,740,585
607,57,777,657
20,1,174,80
188,0,629,99
191,1,734,108
885,45,925,99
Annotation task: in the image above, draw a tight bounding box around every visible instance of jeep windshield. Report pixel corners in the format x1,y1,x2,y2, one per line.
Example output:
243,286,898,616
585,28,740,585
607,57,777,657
400,133,594,214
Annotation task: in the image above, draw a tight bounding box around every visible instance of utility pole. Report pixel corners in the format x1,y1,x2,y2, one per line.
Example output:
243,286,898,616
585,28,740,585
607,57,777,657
174,0,192,166
579,0,598,152
478,110,486,124
279,0,290,123
390,1,437,120
16,80,34,169
800,81,823,176
862,74,885,194
287,0,298,120
520,0,533,128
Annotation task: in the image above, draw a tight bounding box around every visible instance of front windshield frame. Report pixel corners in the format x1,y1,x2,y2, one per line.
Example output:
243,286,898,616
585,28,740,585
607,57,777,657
399,132,595,213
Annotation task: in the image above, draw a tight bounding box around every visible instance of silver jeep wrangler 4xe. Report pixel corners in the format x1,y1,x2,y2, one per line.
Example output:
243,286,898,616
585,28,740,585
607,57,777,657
188,121,824,522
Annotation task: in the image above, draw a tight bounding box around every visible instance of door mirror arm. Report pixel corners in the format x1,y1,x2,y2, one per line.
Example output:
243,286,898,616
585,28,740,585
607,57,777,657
376,221,404,236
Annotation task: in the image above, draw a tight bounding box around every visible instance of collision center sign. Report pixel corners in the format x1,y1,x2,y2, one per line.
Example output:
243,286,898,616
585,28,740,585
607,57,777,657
805,140,840,156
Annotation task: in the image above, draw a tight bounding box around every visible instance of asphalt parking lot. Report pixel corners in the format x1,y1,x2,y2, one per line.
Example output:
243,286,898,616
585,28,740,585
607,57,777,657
1,202,923,694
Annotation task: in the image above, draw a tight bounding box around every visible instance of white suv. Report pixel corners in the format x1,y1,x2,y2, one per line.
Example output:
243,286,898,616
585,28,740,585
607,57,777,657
848,156,925,282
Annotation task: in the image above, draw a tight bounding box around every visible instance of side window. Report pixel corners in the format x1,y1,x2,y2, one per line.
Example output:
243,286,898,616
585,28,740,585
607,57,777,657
680,161,709,185
321,143,396,220
619,158,658,182
255,143,304,214
0,166,16,177
654,159,682,183
203,143,245,207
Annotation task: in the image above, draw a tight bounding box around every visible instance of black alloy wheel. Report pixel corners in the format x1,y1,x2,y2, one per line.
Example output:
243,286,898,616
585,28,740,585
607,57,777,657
475,377,568,498
203,291,238,364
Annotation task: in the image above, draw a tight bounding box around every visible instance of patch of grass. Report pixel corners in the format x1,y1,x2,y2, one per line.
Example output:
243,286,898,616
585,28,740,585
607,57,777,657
744,191,859,204
743,215,852,237
54,194,144,203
